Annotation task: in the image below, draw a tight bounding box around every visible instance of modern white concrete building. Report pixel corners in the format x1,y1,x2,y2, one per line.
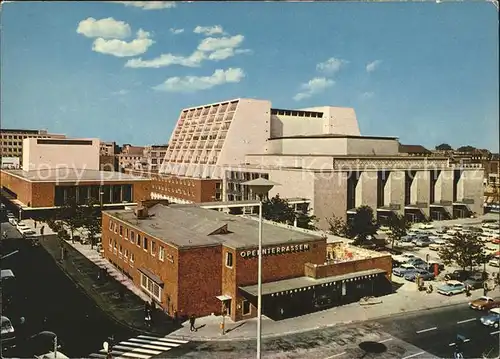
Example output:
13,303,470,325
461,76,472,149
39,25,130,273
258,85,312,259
22,138,100,171
160,98,485,228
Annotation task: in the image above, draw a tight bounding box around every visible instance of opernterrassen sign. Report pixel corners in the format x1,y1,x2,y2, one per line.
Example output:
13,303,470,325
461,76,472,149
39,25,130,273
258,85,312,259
240,243,311,258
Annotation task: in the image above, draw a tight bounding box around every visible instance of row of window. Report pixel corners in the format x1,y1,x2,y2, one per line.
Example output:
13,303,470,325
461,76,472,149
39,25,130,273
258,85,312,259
140,273,162,302
109,220,166,261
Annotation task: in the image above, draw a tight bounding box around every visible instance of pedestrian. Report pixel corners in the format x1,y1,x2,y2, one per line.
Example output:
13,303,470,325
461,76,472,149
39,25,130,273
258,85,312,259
34,220,37,228
483,282,489,297
40,225,45,240
2,230,7,240
145,310,152,328
189,314,197,332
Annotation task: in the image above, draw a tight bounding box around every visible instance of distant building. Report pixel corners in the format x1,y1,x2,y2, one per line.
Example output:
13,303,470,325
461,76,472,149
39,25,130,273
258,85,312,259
1,157,20,169
103,201,393,322
143,145,169,172
156,98,484,228
117,144,145,171
22,138,100,172
0,128,66,164
99,141,119,172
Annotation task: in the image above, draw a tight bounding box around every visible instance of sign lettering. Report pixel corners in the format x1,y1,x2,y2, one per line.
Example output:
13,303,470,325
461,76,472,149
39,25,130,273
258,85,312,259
240,243,310,258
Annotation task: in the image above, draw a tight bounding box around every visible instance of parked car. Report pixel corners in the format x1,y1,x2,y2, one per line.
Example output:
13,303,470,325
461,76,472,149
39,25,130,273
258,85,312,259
404,268,435,282
436,227,449,234
393,264,417,277
437,280,466,296
469,296,500,311
8,218,17,226
480,308,500,329
0,316,16,345
19,228,36,236
394,241,416,249
392,253,418,263
407,258,428,269
430,237,447,245
489,258,500,267
420,223,435,230
16,222,29,231
444,270,474,282
429,243,442,251
414,238,432,247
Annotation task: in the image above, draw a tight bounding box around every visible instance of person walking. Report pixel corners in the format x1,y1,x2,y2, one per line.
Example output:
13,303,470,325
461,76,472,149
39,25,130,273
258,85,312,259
189,314,197,332
2,230,7,240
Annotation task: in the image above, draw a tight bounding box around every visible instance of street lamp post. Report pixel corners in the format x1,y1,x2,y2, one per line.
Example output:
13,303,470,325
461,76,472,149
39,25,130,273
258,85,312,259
242,178,280,359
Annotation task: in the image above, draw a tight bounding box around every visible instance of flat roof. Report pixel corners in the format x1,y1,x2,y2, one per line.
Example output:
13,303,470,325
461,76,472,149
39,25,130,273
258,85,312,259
107,204,322,249
245,154,450,160
2,169,150,183
240,268,386,296
269,134,399,140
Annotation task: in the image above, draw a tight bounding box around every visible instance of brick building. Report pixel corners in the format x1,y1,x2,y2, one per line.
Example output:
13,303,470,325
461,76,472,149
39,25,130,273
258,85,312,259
0,168,151,218
102,201,393,322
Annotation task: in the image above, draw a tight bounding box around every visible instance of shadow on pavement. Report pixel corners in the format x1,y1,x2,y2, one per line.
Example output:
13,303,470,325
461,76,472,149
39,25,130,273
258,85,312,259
358,341,387,357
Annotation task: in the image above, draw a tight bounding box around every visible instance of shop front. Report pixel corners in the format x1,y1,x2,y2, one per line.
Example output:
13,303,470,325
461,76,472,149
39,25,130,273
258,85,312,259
239,268,391,320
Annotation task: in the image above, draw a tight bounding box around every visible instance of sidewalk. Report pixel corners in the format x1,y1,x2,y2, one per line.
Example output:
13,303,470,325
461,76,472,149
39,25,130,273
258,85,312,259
23,219,179,336
167,283,500,342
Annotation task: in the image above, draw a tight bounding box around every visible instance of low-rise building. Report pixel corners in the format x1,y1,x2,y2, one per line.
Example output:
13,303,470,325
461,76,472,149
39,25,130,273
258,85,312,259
0,128,66,164
102,201,393,322
1,157,20,170
117,144,146,171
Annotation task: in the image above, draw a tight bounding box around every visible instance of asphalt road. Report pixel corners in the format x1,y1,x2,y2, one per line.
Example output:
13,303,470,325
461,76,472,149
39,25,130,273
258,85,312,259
1,221,136,358
167,303,499,359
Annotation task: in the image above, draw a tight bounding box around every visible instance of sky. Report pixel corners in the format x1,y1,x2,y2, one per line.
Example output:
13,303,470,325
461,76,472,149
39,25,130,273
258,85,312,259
1,1,498,151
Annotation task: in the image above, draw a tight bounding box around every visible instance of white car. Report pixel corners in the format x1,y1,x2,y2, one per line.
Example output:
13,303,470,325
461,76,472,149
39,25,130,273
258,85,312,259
394,241,416,249
429,243,442,251
421,223,435,229
16,223,29,232
489,258,500,267
392,253,418,263
8,218,17,226
20,228,36,236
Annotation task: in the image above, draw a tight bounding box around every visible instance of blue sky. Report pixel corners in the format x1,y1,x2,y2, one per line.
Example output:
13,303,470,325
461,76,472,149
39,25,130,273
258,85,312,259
1,1,498,151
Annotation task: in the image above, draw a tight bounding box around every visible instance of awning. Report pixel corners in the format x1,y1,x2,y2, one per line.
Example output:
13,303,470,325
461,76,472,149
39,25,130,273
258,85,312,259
346,208,357,214
239,268,386,297
138,268,164,287
377,207,394,212
216,295,232,301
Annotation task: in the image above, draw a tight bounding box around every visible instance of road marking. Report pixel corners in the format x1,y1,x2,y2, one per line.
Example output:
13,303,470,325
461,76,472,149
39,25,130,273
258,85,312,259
491,330,500,335
416,327,437,334
402,352,425,359
457,318,476,324
379,338,393,343
324,352,346,359
449,338,471,346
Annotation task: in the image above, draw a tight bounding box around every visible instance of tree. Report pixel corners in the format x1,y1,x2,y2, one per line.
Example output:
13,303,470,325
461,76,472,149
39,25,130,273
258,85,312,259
261,195,317,229
438,232,487,271
435,143,453,151
457,145,476,153
327,215,350,238
261,194,296,224
386,213,411,249
82,198,102,249
349,206,379,245
57,196,85,242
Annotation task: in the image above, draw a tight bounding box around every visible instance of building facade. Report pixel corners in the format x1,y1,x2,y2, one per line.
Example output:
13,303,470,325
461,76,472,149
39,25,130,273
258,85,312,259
0,128,66,164
102,202,393,322
117,144,146,171
0,168,151,217
143,145,169,172
22,138,100,171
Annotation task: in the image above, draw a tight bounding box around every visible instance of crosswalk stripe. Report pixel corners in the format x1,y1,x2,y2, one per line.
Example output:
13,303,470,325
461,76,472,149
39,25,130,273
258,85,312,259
119,340,173,351
138,335,189,344
99,349,127,355
112,345,161,355
129,338,180,347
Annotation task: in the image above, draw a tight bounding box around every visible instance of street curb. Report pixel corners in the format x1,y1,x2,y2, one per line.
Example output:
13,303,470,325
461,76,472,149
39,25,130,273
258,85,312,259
167,295,498,343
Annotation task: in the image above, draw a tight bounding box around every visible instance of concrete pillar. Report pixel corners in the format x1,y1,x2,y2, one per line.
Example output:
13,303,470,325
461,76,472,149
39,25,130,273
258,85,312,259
458,169,485,215
355,171,377,211
434,170,453,215
410,171,431,217
293,203,298,227
383,171,405,215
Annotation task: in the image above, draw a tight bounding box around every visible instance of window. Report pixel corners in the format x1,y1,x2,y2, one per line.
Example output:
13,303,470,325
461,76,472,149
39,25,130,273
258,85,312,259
114,223,118,234
159,246,165,261
113,241,117,254
108,237,112,249
137,234,141,247
130,230,135,242
130,253,135,267
125,228,129,239
109,220,113,230
143,237,148,251
119,225,123,237
124,249,129,260
140,273,162,302
242,300,251,315
151,241,156,256
225,252,233,268
118,245,123,258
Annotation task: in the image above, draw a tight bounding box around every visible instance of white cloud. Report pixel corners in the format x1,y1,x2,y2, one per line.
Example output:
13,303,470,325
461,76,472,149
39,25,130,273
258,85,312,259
170,28,184,35
153,68,245,92
77,17,131,39
366,60,382,73
112,89,129,95
125,34,249,68
93,29,154,57
111,1,176,10
193,25,225,36
293,77,334,101
360,91,375,99
316,57,348,75
197,35,244,52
